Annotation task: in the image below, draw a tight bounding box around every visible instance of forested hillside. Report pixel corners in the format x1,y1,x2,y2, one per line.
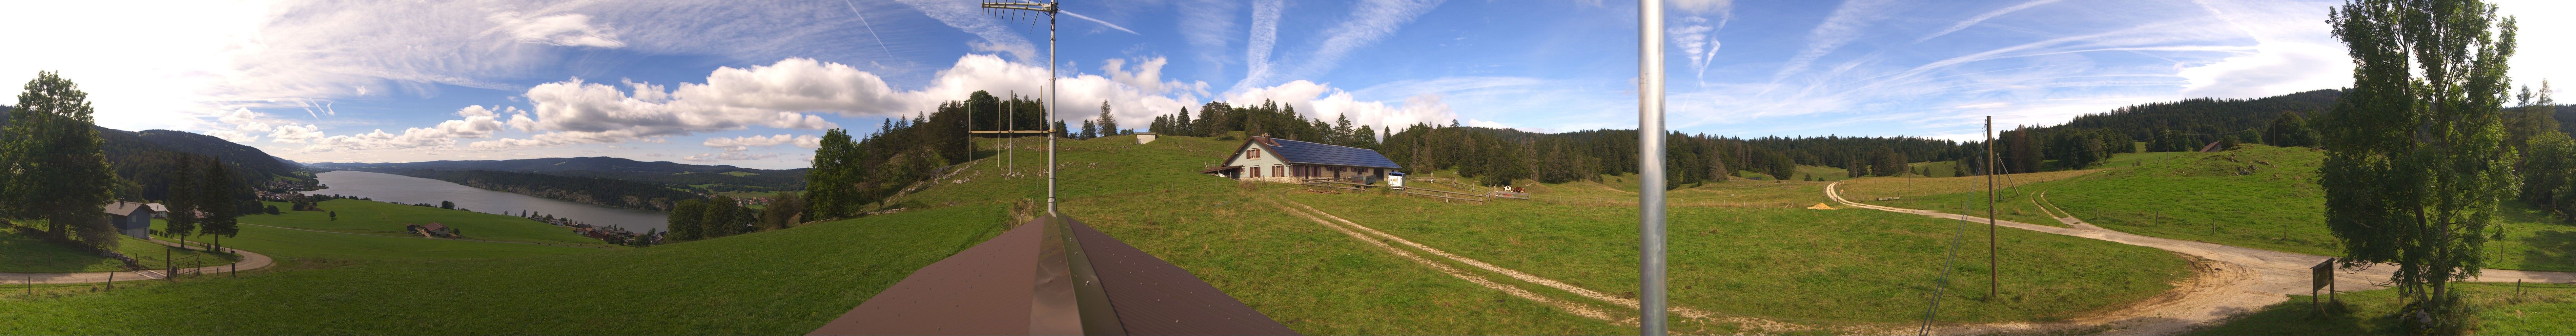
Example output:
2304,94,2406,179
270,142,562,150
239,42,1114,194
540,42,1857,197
131,129,298,178
1,105,299,203
379,169,701,211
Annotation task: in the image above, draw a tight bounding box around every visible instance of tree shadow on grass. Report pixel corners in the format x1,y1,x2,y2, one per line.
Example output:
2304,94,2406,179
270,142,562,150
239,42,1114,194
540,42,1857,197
2188,299,2389,335
2520,229,2576,271
0,232,112,273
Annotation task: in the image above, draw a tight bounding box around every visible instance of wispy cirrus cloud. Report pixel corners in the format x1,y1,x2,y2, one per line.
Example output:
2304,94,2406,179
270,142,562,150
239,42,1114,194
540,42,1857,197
897,0,1039,63
1234,0,1443,92
1670,0,2365,138
1770,0,1893,83
1235,0,1286,92
1914,0,2058,43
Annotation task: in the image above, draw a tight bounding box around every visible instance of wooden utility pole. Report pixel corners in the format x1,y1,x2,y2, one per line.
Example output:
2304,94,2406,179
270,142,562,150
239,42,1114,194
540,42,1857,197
1986,116,1998,300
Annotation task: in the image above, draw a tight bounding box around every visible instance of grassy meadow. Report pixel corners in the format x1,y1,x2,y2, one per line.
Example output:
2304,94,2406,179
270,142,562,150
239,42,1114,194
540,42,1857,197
0,229,235,273
234,199,618,247
2189,282,2576,335
1845,145,2576,272
904,134,1630,334
1284,178,2193,328
0,132,2222,334
0,204,1012,334
1837,168,2104,227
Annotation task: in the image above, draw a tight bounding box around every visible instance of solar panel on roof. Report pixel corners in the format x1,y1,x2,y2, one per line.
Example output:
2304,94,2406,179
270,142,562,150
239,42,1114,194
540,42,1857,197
1260,138,1401,169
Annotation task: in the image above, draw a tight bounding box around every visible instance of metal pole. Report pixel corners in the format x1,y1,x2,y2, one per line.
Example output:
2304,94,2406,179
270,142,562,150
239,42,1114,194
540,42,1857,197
1637,1,1667,334
1010,90,1016,176
1985,116,1998,300
1045,0,1058,216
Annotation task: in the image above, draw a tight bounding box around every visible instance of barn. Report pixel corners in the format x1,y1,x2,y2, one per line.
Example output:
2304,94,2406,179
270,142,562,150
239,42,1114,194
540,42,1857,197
103,201,159,239
1199,134,1402,184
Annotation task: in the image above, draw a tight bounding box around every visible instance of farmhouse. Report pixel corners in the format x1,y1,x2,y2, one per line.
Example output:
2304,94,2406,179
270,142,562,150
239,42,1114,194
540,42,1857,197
1199,134,1402,184
415,222,457,238
103,201,160,239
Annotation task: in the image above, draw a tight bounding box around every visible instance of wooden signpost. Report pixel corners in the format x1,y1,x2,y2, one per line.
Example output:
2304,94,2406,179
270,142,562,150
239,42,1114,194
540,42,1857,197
2312,258,2336,312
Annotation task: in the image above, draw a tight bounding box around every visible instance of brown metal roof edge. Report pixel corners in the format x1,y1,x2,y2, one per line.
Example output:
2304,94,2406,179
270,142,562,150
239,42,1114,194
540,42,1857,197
1066,218,1299,335
809,221,1043,335
809,216,1298,336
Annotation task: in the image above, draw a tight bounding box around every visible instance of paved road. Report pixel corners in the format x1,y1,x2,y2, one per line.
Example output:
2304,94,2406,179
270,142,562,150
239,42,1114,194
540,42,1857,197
1822,182,2576,334
1,237,273,284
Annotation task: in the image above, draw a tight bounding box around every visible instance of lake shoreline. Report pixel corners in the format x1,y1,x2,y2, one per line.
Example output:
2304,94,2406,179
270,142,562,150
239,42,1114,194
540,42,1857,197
302,170,672,232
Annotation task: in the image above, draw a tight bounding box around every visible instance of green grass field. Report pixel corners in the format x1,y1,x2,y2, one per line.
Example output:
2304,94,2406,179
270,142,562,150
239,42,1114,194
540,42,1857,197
1840,168,2105,227
234,199,620,247
913,133,2193,331
1849,146,2576,272
0,229,235,273
1284,183,2191,327
130,199,616,263
904,133,1629,334
0,133,2209,334
153,218,606,262
2189,282,2576,335
0,204,1012,334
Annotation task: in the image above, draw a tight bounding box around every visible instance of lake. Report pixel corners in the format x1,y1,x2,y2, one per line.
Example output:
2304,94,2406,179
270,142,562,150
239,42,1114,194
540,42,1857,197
302,170,670,232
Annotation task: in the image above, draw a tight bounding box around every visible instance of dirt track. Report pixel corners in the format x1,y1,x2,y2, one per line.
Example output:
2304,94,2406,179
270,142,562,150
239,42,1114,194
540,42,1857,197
1823,181,2576,334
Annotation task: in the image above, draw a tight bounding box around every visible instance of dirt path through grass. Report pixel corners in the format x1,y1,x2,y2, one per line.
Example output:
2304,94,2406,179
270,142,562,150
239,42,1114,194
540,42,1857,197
1274,198,1820,334
1823,181,2576,334
1,237,272,284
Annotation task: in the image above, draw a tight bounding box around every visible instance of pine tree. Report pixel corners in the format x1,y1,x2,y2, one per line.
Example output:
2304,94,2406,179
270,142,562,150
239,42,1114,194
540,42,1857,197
1080,119,1098,139
194,160,241,251
164,155,202,247
2321,0,2520,329
1176,107,1193,135
1096,100,1117,136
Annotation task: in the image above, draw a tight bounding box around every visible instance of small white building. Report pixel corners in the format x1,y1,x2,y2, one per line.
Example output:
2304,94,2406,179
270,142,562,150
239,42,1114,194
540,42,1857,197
1199,134,1402,184
1136,132,1158,144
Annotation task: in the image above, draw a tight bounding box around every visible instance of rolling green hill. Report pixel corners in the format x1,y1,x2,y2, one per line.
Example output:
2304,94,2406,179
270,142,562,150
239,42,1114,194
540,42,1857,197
2,133,2195,334
2,204,1012,334
1853,145,2576,272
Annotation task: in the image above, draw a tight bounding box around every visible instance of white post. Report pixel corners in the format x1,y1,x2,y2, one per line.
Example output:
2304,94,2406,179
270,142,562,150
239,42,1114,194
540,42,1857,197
1638,1,1668,335
1045,0,1058,216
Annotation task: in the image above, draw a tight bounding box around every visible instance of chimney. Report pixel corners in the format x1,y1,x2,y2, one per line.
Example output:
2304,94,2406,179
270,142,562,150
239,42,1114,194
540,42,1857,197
1256,133,1276,145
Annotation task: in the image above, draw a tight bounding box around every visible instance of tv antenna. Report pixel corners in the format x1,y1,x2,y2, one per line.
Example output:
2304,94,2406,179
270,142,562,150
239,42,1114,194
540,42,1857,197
975,0,1059,216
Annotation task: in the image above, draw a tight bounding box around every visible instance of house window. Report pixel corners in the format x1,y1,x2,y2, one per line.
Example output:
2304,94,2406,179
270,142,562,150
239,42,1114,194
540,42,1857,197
1248,149,1260,159
1251,166,1262,178
1274,165,1284,177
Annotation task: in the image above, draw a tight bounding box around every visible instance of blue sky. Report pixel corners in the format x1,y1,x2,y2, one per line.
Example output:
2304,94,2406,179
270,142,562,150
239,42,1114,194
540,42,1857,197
3,0,2567,169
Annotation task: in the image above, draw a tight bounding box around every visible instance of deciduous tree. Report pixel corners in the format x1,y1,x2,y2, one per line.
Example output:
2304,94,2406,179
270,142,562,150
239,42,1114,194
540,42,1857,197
2321,0,2520,329
0,71,120,249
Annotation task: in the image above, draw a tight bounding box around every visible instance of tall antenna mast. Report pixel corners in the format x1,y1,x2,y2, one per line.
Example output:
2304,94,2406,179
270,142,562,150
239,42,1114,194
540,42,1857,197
980,0,1060,215
1637,0,1668,335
